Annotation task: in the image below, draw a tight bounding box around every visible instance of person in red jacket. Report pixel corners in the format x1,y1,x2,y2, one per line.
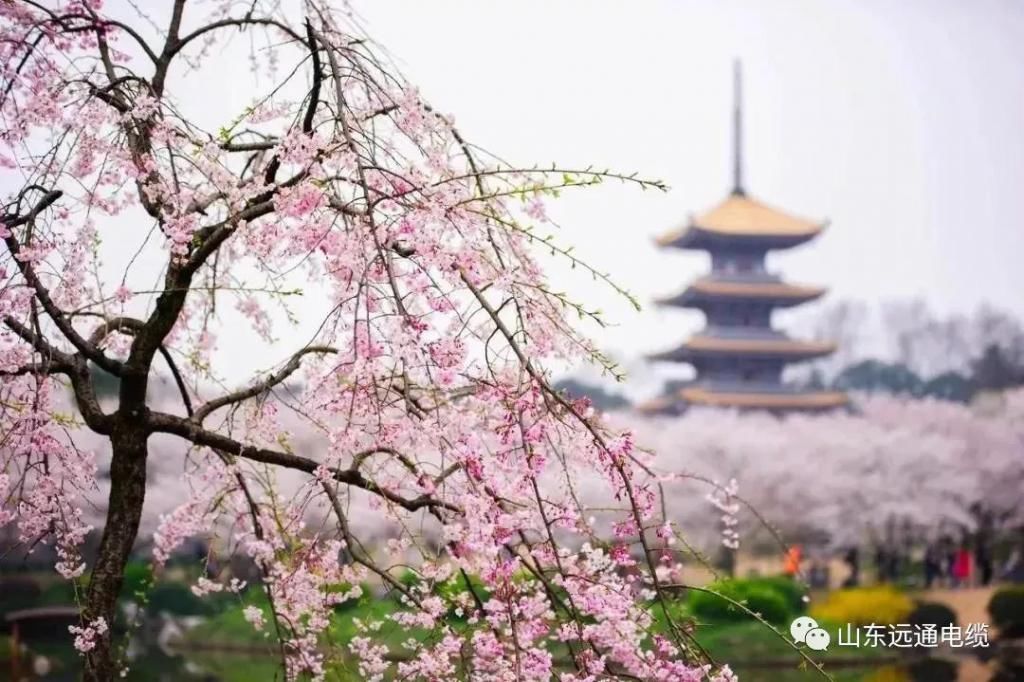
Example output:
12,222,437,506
952,542,973,588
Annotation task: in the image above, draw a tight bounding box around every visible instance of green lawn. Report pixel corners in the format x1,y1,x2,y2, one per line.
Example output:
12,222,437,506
692,620,895,682
183,592,896,681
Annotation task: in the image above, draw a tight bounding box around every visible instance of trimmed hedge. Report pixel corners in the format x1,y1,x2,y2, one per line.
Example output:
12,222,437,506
688,577,797,625
756,576,807,614
988,585,1024,638
908,601,957,629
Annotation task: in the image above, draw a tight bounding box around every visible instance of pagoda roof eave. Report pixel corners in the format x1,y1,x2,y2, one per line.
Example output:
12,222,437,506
656,225,824,251
655,279,826,307
655,194,826,250
679,387,849,410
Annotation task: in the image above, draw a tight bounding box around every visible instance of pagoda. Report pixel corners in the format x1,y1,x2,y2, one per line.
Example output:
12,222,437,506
649,62,847,412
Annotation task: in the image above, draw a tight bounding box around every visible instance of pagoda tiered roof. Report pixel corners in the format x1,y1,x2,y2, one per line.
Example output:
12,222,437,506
656,194,825,251
656,277,826,308
644,61,846,414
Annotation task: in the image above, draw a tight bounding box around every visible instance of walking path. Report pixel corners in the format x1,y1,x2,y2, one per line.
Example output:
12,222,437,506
920,587,996,630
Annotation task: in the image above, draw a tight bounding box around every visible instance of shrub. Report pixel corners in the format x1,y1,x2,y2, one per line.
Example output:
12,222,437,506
907,658,957,682
120,561,153,600
755,576,807,614
146,581,232,616
988,585,1024,638
688,579,794,625
398,569,422,590
741,586,792,624
38,580,76,606
863,666,912,682
147,582,206,615
437,573,490,610
688,587,736,622
329,582,373,613
908,601,957,629
810,586,913,625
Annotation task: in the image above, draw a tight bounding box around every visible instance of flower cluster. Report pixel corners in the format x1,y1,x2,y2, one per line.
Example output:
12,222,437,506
69,617,109,654
707,479,741,550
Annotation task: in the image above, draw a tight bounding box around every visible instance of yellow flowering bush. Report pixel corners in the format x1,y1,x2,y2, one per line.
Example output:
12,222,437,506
811,586,914,625
863,666,910,682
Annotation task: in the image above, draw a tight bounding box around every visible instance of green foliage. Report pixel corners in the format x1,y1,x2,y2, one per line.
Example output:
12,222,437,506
38,579,77,606
88,362,120,397
829,352,1018,403
436,572,491,620
120,561,153,601
924,371,975,402
147,582,205,616
146,580,232,616
973,344,1024,391
691,619,889,672
988,585,1024,638
908,601,957,629
398,568,422,589
688,578,795,625
329,581,373,614
754,576,807,615
834,360,925,396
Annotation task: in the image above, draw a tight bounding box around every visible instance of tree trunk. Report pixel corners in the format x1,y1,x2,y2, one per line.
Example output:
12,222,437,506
83,425,148,682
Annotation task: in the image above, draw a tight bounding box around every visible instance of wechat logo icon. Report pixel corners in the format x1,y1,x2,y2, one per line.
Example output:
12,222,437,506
790,616,831,652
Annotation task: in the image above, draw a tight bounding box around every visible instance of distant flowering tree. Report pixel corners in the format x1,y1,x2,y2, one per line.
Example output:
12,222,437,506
622,390,1024,550
0,2,738,681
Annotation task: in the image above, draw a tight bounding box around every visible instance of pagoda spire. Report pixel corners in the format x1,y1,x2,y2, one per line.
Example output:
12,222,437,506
732,59,745,197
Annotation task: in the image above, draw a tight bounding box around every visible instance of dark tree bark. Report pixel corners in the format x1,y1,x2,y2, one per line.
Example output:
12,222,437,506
83,423,148,682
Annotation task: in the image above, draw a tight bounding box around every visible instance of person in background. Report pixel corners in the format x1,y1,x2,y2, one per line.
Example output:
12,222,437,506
783,545,802,578
952,540,973,588
940,535,956,587
808,555,830,589
842,546,860,588
1003,545,1024,583
973,511,996,587
924,541,943,589
975,537,994,586
874,545,889,583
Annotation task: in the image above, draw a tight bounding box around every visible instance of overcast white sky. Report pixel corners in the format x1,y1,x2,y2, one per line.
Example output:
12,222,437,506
352,0,1024,377
11,1,1024,395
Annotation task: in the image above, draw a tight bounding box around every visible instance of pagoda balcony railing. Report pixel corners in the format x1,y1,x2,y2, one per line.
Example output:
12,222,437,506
704,270,782,282
697,379,810,394
702,325,787,340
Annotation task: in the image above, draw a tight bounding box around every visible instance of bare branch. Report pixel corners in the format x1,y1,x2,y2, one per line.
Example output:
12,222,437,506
192,345,337,423
146,410,460,514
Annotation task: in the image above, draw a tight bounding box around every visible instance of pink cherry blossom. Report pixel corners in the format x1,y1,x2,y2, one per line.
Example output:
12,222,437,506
0,2,711,680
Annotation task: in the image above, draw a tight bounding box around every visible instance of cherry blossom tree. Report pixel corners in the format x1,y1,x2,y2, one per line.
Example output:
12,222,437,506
620,390,1024,551
0,2,734,680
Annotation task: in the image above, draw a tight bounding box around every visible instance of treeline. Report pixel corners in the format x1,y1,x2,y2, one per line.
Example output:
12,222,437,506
557,299,1024,407
803,299,1024,403
804,343,1024,403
